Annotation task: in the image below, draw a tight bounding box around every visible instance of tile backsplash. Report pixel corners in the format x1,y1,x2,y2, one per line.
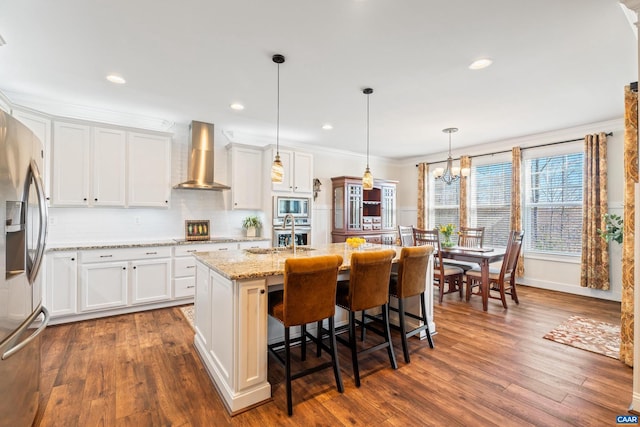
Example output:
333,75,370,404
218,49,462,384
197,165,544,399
47,190,263,244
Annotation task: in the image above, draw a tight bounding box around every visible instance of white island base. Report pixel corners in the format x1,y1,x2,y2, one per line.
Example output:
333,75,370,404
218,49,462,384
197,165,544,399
192,243,434,414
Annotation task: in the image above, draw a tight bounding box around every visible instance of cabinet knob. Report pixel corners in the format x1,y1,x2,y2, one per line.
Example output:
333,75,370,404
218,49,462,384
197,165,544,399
94,198,98,202
122,267,126,270
83,198,87,201
71,258,75,261
260,289,265,294
165,200,169,204
133,266,137,269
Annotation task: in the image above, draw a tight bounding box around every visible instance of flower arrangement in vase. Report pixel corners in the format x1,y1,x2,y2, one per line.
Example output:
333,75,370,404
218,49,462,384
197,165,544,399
242,216,262,238
438,223,456,248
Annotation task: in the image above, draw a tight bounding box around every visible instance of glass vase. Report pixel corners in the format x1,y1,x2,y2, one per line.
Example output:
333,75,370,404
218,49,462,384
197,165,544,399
442,234,455,248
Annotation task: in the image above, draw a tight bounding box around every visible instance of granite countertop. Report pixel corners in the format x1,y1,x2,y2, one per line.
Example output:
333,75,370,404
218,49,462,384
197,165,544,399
193,242,403,281
46,236,271,252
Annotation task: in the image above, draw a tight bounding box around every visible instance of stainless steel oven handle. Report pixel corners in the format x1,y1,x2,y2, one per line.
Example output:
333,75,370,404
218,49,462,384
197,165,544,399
28,159,48,285
1,305,50,360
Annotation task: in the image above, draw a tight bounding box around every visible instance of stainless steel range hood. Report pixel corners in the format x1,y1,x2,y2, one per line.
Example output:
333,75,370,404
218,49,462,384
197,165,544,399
173,121,230,191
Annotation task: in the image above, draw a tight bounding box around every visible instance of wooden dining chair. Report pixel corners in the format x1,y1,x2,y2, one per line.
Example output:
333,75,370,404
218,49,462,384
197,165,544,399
335,249,397,387
458,226,485,248
444,226,485,272
397,225,415,246
413,227,464,303
388,245,435,363
466,230,524,309
267,254,344,415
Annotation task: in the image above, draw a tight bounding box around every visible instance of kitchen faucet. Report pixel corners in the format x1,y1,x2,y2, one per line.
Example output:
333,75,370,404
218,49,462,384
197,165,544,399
282,213,296,254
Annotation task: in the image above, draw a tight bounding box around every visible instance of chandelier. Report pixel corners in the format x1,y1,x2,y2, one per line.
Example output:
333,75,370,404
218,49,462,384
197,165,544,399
433,127,469,185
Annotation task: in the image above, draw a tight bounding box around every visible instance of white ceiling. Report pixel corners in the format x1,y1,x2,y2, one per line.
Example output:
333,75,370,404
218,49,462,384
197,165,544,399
0,0,636,159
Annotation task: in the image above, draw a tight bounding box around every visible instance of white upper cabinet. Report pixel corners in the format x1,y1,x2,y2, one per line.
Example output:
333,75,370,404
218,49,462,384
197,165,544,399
92,127,126,206
50,120,171,208
12,109,52,203
52,121,91,206
127,132,171,207
227,144,262,210
270,148,313,194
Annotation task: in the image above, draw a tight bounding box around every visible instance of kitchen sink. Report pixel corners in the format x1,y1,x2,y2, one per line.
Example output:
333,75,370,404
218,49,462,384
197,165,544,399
244,246,316,255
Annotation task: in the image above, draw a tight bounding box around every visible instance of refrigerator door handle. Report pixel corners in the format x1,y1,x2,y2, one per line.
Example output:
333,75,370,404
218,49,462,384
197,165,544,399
28,159,48,285
0,305,50,361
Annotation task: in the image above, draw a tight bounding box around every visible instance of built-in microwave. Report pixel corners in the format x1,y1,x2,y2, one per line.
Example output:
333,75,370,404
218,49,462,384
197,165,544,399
273,196,311,223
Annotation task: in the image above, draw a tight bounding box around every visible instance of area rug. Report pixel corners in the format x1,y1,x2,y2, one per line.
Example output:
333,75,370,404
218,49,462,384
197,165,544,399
543,315,620,359
180,305,195,330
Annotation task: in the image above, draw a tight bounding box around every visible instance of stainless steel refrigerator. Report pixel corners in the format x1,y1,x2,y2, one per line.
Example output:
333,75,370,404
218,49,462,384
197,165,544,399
0,110,49,427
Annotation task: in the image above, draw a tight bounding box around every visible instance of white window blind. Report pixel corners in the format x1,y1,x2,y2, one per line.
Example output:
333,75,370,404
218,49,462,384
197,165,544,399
470,161,512,247
431,176,460,231
524,152,583,255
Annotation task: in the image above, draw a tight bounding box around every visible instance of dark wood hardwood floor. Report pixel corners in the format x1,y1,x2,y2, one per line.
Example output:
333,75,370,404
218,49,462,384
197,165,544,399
35,286,631,426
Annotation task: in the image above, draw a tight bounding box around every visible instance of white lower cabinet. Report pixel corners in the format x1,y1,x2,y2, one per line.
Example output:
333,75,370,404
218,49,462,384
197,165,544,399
236,278,268,390
194,261,212,349
130,258,171,304
45,251,78,317
80,261,128,311
44,240,271,322
194,260,270,413
78,246,171,313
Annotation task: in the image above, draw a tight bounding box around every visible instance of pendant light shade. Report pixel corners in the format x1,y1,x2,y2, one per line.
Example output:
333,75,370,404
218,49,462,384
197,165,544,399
271,54,285,183
362,88,374,190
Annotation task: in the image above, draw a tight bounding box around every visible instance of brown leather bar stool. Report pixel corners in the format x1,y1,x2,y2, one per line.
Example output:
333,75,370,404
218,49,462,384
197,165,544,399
388,245,435,363
335,249,397,387
267,254,344,416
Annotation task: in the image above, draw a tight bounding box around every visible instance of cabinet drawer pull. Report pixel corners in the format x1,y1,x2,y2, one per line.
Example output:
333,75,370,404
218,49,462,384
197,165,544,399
218,248,228,251
186,265,195,269
186,285,195,289
145,252,157,255
100,255,113,258
187,250,197,253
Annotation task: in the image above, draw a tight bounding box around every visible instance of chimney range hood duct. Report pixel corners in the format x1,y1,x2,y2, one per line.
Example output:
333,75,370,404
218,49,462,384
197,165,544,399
173,121,230,191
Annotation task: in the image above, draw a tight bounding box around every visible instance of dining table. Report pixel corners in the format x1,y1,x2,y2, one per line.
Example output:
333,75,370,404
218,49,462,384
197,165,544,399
439,246,506,311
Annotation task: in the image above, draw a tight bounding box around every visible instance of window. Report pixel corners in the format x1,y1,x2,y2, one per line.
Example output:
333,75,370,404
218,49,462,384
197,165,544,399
430,175,460,230
524,150,583,255
469,161,512,247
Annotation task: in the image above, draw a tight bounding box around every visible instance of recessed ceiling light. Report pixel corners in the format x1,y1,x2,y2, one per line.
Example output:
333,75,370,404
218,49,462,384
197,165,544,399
322,124,333,130
469,58,493,70
106,74,126,84
230,103,245,111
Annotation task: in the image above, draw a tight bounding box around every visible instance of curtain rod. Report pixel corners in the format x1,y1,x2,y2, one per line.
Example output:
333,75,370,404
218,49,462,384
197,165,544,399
415,131,613,167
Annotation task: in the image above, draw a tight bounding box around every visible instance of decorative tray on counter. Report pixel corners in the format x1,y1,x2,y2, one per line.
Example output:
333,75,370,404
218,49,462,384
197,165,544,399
185,220,210,241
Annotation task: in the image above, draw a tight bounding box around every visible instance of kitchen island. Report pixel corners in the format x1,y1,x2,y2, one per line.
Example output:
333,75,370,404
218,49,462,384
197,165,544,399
192,242,434,414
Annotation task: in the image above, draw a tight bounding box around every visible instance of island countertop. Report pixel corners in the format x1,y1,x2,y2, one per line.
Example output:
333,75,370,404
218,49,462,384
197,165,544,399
193,242,403,281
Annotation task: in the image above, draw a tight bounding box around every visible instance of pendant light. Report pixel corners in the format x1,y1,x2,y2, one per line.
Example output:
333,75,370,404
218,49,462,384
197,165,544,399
362,88,374,190
433,127,469,185
271,54,285,183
